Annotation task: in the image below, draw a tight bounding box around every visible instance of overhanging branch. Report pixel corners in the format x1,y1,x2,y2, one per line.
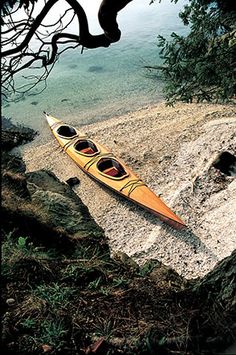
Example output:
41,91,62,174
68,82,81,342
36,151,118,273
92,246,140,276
1,0,133,58
1,0,133,99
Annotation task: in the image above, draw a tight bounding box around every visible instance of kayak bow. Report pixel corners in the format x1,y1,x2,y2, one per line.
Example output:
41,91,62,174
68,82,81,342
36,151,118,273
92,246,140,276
45,112,186,230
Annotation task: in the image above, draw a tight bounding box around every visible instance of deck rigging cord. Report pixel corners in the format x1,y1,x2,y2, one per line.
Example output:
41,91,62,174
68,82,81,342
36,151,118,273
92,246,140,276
120,179,146,197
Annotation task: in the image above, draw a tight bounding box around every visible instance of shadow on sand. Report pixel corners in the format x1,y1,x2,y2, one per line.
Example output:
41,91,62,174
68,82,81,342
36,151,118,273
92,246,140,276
99,186,219,264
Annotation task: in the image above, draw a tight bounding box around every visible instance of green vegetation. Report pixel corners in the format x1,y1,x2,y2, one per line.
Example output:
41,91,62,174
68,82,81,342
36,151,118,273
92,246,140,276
2,230,235,354
150,0,236,104
19,317,68,352
34,283,76,309
1,232,142,353
38,318,68,350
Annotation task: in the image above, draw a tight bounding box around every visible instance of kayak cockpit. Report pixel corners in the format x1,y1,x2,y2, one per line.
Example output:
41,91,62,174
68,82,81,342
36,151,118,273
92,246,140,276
97,158,129,179
74,139,100,156
56,125,78,139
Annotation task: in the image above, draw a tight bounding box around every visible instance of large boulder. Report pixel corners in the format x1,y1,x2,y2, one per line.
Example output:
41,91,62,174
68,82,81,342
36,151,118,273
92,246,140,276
2,168,107,253
1,117,107,254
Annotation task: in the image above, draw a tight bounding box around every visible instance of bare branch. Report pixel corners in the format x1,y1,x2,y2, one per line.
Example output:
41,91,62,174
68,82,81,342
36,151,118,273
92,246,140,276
1,0,133,100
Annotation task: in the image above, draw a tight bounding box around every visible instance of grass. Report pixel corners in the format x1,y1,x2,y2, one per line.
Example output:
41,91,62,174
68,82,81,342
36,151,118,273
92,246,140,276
2,233,56,265
112,277,130,288
18,318,68,353
93,318,116,339
88,276,102,290
33,282,76,309
38,318,68,350
0,232,178,354
2,229,235,355
20,318,37,331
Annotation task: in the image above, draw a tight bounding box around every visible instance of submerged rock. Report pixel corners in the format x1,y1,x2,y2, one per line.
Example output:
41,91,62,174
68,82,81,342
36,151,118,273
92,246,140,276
88,65,104,73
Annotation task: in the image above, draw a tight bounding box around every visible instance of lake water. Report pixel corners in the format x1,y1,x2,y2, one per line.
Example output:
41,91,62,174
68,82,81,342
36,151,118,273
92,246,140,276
3,0,188,131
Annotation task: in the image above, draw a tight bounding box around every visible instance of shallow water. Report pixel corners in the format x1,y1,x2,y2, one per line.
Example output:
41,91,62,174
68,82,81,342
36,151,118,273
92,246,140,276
3,0,188,131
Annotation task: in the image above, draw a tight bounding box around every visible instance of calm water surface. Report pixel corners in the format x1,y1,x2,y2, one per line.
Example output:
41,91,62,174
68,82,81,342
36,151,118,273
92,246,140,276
3,0,188,131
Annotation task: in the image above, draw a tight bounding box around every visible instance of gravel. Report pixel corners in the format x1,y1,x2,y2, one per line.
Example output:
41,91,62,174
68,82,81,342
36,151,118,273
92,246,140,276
21,102,236,279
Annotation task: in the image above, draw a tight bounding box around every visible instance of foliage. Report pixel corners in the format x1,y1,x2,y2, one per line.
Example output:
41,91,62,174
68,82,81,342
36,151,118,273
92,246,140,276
38,318,68,349
34,282,75,308
2,215,236,354
151,0,236,104
20,318,37,330
2,234,32,269
2,233,54,265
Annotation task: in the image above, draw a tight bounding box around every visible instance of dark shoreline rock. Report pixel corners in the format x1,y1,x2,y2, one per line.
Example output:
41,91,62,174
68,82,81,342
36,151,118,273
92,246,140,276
1,115,107,253
2,168,107,253
1,116,37,151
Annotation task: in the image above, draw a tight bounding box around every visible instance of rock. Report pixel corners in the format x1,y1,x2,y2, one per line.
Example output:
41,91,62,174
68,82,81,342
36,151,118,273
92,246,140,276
2,153,29,200
1,118,107,254
42,344,53,353
193,249,236,312
66,176,80,187
88,65,104,73
6,298,15,306
113,251,139,270
149,262,187,290
26,170,104,237
1,116,36,151
2,153,26,173
2,166,107,253
212,151,236,176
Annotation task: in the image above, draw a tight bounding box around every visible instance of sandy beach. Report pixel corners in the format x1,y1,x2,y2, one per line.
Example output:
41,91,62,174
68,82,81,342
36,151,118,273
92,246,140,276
20,102,236,279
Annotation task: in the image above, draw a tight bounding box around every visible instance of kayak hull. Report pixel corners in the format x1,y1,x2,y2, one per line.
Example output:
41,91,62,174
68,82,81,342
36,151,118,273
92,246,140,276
45,113,186,230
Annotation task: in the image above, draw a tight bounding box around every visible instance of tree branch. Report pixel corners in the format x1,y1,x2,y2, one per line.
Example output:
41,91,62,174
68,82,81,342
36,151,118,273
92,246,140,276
1,0,133,99
98,0,133,41
2,0,133,58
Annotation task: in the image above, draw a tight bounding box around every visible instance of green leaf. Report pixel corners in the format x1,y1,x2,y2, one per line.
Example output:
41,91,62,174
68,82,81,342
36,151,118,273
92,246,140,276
18,236,27,248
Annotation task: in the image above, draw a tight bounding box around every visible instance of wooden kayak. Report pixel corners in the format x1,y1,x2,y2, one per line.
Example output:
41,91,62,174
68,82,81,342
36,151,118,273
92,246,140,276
45,112,186,230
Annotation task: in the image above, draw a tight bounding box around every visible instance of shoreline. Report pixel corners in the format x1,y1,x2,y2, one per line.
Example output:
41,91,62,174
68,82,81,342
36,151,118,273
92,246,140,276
21,101,236,279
